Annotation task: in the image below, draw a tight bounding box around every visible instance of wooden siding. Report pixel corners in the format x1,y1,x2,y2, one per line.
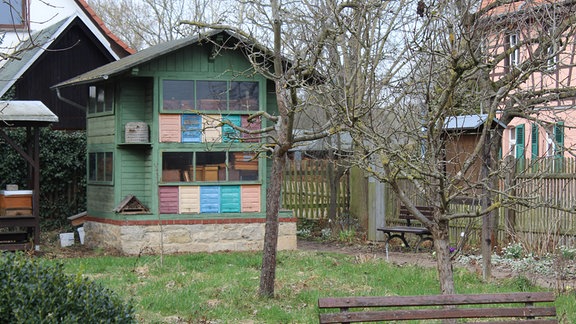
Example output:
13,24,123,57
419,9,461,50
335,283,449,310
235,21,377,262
159,114,181,142
179,186,200,214
159,186,179,214
119,149,152,208
221,185,241,213
87,186,115,215
241,185,261,212
137,45,253,74
87,115,115,144
200,186,221,213
119,78,153,139
202,115,222,142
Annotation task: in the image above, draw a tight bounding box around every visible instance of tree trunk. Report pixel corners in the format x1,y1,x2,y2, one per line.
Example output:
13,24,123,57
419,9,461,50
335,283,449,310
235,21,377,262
259,149,286,297
433,220,456,295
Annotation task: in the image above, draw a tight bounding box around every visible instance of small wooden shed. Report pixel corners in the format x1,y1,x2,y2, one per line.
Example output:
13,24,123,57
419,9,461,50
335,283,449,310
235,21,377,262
0,101,59,251
53,30,297,254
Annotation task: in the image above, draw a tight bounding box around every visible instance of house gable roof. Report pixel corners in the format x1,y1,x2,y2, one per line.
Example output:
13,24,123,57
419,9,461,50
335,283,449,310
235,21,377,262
0,17,71,98
74,0,135,56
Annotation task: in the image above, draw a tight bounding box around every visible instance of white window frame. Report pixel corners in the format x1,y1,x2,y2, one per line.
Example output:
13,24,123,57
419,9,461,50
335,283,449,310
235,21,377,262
508,33,519,68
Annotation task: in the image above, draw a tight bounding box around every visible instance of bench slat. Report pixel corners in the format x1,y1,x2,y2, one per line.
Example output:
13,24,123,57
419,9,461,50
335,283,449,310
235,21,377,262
319,306,557,323
318,292,556,308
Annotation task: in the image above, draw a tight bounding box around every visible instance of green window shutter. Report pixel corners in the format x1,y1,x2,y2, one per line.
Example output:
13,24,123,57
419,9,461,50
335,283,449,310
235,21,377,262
515,124,525,159
531,124,539,159
554,121,564,156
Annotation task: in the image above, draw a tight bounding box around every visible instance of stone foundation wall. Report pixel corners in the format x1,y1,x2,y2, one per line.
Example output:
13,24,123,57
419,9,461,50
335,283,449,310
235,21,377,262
84,221,297,255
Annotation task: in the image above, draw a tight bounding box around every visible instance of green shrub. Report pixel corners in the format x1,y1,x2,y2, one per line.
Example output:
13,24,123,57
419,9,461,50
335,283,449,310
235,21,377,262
0,252,135,323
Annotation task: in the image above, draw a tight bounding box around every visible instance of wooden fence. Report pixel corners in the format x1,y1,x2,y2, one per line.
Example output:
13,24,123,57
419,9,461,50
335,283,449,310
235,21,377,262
384,157,576,253
282,159,349,219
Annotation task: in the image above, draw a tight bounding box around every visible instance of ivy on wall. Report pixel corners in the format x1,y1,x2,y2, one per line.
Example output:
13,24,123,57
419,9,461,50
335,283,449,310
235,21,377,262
0,128,86,230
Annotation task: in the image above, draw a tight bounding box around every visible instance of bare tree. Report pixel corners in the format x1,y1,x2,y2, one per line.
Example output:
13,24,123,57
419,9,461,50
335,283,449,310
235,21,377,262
87,0,235,50
339,0,576,293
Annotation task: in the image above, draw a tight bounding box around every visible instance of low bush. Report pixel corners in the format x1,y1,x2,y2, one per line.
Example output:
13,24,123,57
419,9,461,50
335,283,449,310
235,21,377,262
0,252,134,323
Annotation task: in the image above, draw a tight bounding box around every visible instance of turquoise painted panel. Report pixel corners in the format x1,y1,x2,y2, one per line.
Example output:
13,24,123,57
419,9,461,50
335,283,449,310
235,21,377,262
182,114,202,143
222,115,241,143
200,186,221,213
220,185,241,213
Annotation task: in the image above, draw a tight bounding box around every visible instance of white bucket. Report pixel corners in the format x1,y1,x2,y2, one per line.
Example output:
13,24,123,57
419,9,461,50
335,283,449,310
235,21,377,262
77,227,85,245
59,232,75,247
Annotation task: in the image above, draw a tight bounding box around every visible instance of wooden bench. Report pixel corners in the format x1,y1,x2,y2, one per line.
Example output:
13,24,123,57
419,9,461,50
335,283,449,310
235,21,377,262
318,292,557,323
377,205,434,252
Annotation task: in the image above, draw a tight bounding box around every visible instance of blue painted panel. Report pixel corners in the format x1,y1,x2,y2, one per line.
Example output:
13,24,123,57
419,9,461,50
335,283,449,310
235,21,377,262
200,186,221,213
182,114,202,143
220,185,241,213
222,115,241,143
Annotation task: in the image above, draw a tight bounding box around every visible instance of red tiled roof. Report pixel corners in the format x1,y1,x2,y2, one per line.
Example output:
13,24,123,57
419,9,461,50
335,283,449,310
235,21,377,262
75,0,135,56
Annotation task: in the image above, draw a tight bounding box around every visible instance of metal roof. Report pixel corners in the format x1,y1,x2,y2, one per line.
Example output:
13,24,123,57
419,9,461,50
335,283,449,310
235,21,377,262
0,101,59,123
52,30,233,89
0,17,70,97
444,114,506,131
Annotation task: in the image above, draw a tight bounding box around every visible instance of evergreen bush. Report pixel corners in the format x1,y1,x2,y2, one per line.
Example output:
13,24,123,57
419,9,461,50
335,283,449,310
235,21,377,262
0,252,135,323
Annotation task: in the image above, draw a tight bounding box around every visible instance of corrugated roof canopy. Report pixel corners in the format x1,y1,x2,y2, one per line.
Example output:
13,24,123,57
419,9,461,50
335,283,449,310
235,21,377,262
444,114,506,131
0,101,59,124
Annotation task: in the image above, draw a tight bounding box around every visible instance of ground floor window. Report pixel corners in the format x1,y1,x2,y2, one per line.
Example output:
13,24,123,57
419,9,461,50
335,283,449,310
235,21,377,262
88,152,113,183
161,151,258,182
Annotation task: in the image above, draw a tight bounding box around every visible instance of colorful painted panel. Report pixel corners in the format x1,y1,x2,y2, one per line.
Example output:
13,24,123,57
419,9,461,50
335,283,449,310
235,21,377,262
221,186,241,213
159,114,181,142
159,186,179,214
241,185,261,212
222,115,241,143
200,186,221,213
179,186,200,213
182,114,202,143
203,115,221,142
241,115,261,143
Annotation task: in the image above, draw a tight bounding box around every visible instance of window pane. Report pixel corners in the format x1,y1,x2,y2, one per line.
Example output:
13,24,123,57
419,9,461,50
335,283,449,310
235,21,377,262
105,152,113,181
196,152,226,181
230,152,258,181
163,80,195,110
229,81,259,111
88,86,96,114
197,81,227,111
105,86,114,112
88,153,96,181
0,0,24,25
162,152,192,182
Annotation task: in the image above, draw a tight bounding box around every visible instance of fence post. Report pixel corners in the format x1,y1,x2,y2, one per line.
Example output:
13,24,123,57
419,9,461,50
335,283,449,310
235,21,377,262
504,155,517,241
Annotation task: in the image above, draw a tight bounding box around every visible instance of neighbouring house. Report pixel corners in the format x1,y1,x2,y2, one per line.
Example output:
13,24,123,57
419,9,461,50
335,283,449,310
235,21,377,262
0,0,133,130
482,0,576,167
53,30,297,254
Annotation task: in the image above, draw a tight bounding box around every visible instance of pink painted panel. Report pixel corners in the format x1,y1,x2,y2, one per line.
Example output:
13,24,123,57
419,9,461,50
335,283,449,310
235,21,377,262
159,114,181,142
241,185,261,212
159,186,179,214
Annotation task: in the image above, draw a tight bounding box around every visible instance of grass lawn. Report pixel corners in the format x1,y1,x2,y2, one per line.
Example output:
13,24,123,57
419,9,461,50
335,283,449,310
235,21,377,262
57,250,575,323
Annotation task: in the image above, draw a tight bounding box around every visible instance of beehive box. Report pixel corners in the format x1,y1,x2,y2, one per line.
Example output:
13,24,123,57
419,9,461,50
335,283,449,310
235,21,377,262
125,122,149,143
0,190,33,216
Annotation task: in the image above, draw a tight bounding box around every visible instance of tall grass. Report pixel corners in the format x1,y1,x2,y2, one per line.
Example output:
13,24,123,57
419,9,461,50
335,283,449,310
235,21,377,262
58,250,575,323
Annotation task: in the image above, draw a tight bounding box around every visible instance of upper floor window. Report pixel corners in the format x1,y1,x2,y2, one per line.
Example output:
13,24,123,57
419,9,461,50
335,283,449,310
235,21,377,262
88,84,114,115
0,0,27,29
506,33,520,70
162,79,259,112
546,41,559,71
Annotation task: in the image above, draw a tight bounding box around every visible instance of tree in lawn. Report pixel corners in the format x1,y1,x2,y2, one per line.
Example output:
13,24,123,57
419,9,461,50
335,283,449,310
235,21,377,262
340,0,576,293
183,0,401,297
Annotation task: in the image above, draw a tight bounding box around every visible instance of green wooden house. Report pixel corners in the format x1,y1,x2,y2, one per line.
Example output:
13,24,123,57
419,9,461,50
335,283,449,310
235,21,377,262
54,30,296,254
